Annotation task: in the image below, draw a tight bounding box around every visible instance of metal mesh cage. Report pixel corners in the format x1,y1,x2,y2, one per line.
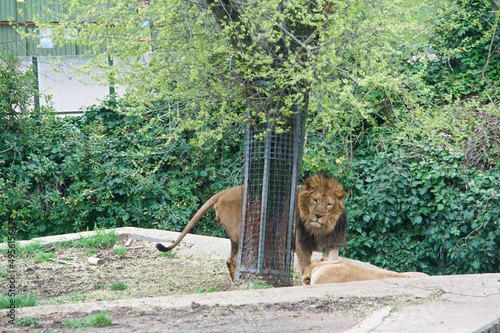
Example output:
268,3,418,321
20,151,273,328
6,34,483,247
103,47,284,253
235,85,307,287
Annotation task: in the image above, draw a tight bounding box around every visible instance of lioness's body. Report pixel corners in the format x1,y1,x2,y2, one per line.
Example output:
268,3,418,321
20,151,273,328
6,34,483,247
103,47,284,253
156,174,347,281
302,257,428,285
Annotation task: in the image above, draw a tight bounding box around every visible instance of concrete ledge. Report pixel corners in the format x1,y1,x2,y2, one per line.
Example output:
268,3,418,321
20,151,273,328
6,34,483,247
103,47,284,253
1,227,343,268
0,227,232,258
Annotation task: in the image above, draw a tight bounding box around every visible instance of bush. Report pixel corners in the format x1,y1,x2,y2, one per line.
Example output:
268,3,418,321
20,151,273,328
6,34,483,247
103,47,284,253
0,50,37,124
339,138,500,275
410,0,500,104
0,95,244,240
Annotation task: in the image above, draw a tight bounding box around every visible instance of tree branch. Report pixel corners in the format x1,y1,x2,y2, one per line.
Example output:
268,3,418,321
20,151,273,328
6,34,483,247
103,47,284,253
206,0,254,57
481,14,498,88
0,146,15,154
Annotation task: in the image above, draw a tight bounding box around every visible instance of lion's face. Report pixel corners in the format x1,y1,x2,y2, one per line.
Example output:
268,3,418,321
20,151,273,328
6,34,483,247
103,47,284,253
298,174,346,235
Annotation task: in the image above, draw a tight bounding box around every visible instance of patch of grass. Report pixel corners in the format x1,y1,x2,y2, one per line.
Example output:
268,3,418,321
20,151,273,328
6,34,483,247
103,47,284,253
20,241,46,255
33,252,55,262
51,227,119,250
62,311,113,328
53,243,64,252
84,311,113,327
4,240,50,257
68,292,87,303
196,287,217,293
0,292,38,308
33,329,61,333
77,228,119,249
61,318,83,329
239,280,273,290
87,248,96,256
112,246,127,255
158,251,177,258
1,230,119,259
15,315,41,327
56,239,76,248
109,281,127,291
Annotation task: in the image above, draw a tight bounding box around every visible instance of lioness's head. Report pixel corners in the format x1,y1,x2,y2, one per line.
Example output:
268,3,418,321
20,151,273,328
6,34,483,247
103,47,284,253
298,174,346,235
302,257,329,285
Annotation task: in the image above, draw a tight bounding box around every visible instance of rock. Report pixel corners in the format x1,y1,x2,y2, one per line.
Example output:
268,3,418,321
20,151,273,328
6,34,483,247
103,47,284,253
88,257,104,266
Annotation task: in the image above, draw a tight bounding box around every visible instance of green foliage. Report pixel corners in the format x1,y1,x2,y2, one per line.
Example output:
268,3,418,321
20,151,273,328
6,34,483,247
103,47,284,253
339,135,500,275
1,96,243,240
0,50,37,123
15,315,41,327
61,311,113,328
0,292,38,309
60,318,83,329
238,279,273,290
196,287,217,294
410,0,500,103
18,241,47,255
109,281,127,291
158,251,177,258
112,246,127,255
33,252,55,262
76,229,119,249
17,0,446,137
83,311,113,327
396,101,500,170
68,292,86,303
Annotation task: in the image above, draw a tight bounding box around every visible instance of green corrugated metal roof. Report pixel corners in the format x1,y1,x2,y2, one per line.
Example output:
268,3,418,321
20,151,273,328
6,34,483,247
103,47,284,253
1,0,67,23
0,0,82,56
0,0,18,22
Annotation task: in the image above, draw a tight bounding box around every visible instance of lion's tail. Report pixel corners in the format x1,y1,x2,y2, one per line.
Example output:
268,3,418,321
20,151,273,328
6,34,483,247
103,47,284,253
155,187,233,253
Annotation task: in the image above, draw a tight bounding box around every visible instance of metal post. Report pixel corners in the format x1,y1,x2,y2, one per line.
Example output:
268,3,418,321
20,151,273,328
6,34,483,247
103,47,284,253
108,55,115,95
32,56,40,110
258,123,271,274
235,111,252,281
285,104,300,279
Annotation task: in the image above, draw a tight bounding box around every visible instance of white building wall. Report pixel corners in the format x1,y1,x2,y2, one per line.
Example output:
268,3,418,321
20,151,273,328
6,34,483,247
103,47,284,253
22,56,125,115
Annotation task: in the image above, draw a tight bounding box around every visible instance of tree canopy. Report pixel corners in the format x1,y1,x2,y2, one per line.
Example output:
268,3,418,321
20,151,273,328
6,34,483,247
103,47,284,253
21,0,450,131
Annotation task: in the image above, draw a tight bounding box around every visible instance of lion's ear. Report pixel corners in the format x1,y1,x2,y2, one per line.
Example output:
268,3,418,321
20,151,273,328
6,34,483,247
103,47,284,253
339,190,347,200
303,178,312,191
320,257,329,262
302,274,311,285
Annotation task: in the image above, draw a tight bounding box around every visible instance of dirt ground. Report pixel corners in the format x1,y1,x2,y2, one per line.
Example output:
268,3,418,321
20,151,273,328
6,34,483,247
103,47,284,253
1,240,239,306
0,239,355,332
1,239,434,332
6,296,407,332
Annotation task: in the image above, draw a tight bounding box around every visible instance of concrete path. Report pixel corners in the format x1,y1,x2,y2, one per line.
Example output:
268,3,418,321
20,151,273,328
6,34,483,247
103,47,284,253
3,227,500,332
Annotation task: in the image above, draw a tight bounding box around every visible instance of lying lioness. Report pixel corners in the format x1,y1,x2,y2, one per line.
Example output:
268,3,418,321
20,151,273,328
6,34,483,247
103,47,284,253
302,257,428,285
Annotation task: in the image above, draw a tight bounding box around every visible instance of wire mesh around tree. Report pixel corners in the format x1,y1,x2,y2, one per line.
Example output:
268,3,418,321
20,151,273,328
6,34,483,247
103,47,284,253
235,87,307,287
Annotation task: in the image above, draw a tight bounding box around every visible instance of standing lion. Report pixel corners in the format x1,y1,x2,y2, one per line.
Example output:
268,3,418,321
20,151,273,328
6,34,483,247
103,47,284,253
156,174,347,281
